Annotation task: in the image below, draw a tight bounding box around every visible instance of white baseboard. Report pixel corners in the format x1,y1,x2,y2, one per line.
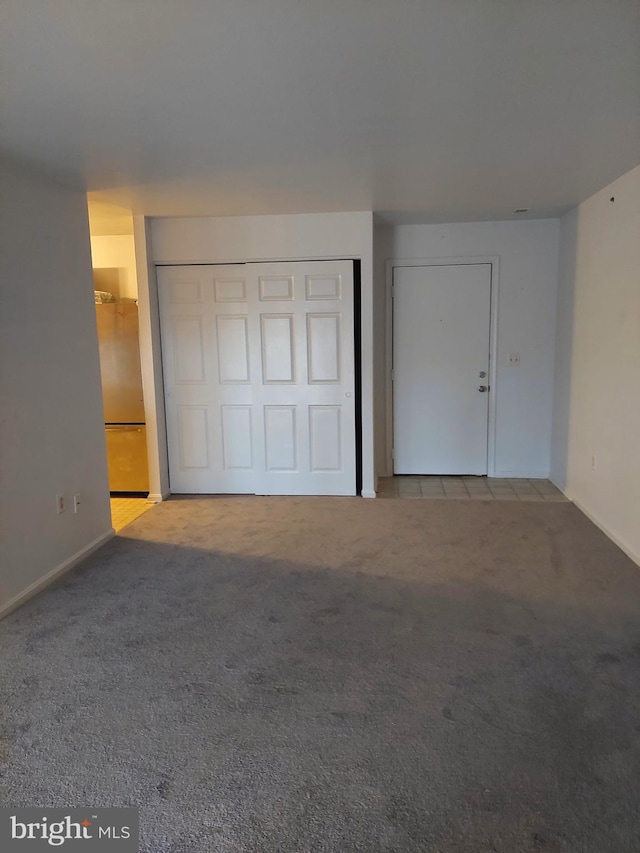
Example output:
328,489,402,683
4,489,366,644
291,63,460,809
381,470,551,480
554,488,640,569
0,529,115,621
361,489,377,499
147,490,170,503
491,470,551,479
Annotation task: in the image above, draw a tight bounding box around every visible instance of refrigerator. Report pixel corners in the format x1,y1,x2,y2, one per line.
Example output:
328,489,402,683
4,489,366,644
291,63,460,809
96,302,150,493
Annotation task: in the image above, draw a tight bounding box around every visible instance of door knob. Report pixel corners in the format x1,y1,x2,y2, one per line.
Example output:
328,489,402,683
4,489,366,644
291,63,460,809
478,385,488,393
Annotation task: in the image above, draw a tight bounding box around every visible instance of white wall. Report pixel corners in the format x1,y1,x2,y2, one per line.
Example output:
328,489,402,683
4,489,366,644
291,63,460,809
133,216,170,502
376,219,560,478
0,156,113,617
151,212,376,495
551,165,640,565
90,234,138,299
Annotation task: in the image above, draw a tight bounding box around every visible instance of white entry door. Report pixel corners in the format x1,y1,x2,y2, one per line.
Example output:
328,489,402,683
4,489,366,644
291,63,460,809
393,263,492,475
158,261,355,495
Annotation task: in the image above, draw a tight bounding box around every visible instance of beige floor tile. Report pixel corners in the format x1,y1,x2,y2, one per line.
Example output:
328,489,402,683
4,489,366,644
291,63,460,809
531,480,563,496
374,476,569,503
398,480,422,497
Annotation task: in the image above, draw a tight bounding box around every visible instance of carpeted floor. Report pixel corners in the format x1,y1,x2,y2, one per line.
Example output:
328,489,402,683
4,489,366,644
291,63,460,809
1,496,640,852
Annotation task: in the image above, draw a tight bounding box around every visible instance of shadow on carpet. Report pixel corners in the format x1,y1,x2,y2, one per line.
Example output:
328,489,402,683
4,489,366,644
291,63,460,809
1,497,640,852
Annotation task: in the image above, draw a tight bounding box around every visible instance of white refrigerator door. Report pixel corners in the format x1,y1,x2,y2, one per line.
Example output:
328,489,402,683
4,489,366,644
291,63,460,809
96,303,146,423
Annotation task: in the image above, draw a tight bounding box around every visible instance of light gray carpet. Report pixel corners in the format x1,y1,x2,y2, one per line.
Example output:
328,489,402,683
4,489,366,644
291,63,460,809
2,496,640,852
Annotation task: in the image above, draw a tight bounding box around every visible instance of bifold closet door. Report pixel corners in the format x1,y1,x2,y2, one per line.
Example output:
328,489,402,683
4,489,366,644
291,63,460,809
248,261,355,495
157,260,356,495
158,265,255,494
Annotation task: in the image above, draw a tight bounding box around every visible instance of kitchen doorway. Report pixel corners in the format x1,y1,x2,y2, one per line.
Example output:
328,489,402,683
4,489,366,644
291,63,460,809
88,204,153,531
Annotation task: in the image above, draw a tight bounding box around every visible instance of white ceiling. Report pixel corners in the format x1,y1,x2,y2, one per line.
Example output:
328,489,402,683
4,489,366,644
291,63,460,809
2,1,639,223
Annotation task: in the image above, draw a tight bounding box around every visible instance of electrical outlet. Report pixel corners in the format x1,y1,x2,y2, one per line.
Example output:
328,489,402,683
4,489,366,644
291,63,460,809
73,494,81,514
508,353,520,366
56,494,65,515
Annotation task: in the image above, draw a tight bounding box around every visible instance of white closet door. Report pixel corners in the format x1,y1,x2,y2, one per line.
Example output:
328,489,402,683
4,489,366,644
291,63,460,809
158,265,255,493
158,260,356,496
248,261,355,495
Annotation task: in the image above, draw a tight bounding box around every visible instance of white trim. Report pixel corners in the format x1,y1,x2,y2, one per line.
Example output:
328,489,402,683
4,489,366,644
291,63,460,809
550,480,640,569
154,255,352,266
147,491,171,503
493,470,550,479
361,489,377,499
0,529,115,621
385,256,500,478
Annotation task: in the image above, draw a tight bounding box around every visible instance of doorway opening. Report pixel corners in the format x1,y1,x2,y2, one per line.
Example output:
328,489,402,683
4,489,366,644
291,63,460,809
88,200,152,531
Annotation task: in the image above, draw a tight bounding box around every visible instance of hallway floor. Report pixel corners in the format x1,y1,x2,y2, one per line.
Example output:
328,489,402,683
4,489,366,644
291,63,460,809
378,476,568,501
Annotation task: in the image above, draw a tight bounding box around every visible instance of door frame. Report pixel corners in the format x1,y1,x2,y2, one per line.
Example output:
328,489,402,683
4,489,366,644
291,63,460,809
135,212,375,500
385,256,500,478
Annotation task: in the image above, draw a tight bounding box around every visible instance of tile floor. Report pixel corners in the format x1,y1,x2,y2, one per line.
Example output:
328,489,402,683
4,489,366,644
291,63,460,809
377,476,568,501
110,497,155,532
